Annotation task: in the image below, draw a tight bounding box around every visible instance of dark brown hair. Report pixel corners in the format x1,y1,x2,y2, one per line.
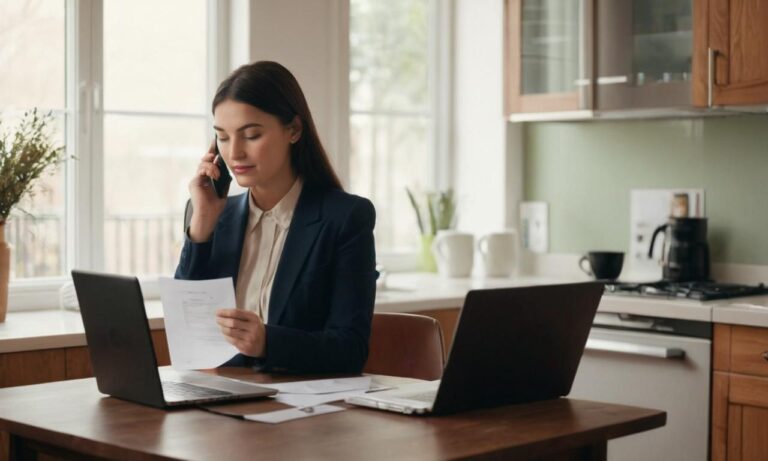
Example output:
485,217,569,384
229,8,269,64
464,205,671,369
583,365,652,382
212,61,342,190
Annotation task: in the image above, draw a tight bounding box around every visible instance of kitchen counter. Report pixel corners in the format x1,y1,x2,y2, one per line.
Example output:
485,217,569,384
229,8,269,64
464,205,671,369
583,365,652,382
711,295,768,328
2,272,768,353
377,273,740,323
0,301,166,353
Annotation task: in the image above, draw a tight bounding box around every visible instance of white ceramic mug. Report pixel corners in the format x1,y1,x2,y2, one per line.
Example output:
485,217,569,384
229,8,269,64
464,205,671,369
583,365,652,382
477,229,517,278
431,230,474,278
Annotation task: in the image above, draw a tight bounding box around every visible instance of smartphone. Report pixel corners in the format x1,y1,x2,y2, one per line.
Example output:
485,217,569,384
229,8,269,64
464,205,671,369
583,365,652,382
210,138,232,199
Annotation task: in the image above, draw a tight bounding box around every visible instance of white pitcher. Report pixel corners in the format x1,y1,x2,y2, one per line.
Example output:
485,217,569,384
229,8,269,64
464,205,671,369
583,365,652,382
431,230,474,278
477,229,517,278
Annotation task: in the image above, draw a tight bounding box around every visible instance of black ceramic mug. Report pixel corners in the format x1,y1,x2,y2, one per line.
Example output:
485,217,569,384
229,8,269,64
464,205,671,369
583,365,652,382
579,251,624,280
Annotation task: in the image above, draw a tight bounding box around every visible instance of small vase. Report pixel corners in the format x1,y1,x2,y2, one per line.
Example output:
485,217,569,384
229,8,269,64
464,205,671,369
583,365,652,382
0,223,9,322
420,234,437,273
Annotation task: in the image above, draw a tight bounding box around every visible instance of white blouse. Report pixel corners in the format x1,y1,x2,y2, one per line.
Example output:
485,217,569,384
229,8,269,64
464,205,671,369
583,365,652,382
235,178,303,322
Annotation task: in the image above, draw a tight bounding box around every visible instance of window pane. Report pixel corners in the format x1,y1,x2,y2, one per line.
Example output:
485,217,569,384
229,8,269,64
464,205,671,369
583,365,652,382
103,0,207,114
521,0,581,95
103,115,206,275
350,0,429,112
0,0,67,280
4,114,67,279
349,114,429,251
0,0,65,110
349,0,432,254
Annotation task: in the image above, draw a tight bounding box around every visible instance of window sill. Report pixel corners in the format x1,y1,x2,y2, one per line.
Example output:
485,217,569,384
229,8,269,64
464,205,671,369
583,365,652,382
7,275,165,312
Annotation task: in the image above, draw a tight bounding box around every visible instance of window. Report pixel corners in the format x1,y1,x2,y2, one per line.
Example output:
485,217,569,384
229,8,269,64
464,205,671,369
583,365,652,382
0,0,66,279
102,0,208,275
349,0,447,258
1,0,223,309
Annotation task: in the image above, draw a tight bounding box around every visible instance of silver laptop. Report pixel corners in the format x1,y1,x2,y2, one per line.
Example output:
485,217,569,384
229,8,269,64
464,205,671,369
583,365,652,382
347,283,604,415
72,270,277,408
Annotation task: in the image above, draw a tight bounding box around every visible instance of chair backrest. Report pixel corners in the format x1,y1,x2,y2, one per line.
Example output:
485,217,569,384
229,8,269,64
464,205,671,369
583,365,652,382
364,312,445,381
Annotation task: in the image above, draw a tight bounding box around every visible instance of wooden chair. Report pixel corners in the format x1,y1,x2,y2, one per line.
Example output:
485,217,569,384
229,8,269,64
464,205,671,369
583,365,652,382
364,312,445,381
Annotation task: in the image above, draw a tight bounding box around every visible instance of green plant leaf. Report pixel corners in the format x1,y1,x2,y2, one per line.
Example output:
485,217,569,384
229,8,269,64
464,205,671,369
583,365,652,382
405,187,425,235
0,109,66,222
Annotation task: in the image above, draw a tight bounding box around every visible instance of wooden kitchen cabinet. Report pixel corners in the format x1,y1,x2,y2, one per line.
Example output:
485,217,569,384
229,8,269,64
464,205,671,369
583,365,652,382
694,0,768,107
0,349,67,388
504,0,593,115
712,324,768,461
0,329,171,388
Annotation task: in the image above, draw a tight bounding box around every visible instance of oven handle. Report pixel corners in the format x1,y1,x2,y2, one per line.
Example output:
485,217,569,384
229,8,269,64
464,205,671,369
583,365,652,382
585,338,686,359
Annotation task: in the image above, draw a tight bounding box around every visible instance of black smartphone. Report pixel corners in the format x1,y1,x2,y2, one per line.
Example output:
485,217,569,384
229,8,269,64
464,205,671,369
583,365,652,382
210,138,232,199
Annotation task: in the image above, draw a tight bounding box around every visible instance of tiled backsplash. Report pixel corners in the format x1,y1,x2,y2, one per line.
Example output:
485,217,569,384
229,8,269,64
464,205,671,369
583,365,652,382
523,114,768,265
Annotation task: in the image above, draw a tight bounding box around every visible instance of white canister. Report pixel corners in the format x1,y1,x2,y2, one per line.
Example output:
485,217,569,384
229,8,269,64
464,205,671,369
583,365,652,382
477,229,517,278
431,230,474,278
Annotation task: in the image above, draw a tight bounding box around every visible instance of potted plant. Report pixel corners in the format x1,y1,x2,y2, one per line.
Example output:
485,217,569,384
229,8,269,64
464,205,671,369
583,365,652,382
406,187,456,272
0,110,65,321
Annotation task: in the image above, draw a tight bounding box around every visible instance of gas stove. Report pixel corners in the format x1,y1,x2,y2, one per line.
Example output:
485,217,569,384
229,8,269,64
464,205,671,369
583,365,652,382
603,280,768,301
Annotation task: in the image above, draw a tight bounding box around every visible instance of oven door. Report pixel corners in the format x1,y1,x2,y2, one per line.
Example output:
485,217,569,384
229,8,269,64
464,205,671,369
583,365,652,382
569,327,711,461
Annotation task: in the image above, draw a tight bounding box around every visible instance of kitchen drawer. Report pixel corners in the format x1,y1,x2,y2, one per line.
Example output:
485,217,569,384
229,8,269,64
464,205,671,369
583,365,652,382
730,374,768,408
731,326,768,378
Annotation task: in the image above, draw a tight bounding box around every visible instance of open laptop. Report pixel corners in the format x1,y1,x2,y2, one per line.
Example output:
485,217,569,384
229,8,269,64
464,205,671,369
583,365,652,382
71,270,277,408
346,282,604,415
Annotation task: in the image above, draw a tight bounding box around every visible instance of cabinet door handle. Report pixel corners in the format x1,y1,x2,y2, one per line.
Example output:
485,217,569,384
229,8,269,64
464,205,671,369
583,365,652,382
596,75,629,85
707,48,719,107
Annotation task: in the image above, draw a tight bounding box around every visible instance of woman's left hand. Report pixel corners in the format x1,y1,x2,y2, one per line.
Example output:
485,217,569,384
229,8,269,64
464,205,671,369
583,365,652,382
216,308,266,358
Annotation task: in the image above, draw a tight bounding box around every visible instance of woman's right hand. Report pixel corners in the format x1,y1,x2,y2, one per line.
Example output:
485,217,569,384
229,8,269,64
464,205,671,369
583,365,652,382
187,141,227,242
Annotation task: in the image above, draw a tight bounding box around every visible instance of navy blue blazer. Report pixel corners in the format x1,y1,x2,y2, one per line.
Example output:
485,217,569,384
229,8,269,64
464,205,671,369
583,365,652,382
175,184,377,374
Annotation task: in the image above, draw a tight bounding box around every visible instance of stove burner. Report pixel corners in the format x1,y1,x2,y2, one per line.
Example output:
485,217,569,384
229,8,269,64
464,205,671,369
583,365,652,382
604,281,768,301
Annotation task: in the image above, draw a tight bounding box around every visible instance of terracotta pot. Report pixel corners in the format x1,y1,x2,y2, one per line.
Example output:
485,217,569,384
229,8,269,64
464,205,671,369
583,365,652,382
0,223,9,322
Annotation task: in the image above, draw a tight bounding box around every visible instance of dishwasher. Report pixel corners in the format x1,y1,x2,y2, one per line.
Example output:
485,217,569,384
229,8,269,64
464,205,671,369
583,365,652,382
569,312,712,461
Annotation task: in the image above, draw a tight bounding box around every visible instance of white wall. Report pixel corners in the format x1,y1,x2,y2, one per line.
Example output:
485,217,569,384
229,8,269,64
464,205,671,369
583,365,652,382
229,0,350,185
452,0,523,236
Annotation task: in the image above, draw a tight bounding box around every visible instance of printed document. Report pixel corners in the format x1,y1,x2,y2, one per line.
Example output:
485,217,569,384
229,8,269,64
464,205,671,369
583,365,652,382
159,277,239,369
244,405,345,423
262,377,372,394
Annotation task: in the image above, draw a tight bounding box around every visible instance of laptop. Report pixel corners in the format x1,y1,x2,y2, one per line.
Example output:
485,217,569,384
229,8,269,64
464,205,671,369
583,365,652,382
346,282,604,415
71,270,277,408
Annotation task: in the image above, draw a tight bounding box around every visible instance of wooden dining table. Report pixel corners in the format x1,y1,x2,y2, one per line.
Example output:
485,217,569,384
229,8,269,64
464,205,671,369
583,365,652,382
0,368,665,460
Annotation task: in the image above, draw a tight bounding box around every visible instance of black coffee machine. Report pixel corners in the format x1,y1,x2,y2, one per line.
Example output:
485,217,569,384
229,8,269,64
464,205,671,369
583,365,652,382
648,217,710,282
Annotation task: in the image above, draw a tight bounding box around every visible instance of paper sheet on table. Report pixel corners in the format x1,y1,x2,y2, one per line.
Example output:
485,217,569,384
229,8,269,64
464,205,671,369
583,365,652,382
264,377,372,394
159,277,239,370
273,389,369,408
244,405,345,423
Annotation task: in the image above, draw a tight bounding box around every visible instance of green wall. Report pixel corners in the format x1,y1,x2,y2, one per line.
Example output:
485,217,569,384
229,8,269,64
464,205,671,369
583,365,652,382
523,114,768,264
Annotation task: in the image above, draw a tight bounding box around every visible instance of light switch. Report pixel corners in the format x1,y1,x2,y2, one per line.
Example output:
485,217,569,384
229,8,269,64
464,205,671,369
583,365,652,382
520,202,548,253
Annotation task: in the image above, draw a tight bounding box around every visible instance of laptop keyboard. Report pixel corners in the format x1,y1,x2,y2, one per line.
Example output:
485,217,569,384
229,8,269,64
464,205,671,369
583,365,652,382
161,381,233,399
400,390,437,403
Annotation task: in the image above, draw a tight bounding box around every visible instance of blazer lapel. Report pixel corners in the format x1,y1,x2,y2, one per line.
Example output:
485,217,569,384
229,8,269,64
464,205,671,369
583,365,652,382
269,186,323,324
216,193,250,285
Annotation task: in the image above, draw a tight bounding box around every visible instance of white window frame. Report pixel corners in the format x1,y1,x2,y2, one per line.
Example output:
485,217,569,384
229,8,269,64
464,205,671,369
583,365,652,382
346,0,454,272
8,0,229,312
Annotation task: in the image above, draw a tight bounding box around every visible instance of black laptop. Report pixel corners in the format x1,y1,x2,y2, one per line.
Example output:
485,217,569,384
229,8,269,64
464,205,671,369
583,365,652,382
346,282,604,415
71,270,277,408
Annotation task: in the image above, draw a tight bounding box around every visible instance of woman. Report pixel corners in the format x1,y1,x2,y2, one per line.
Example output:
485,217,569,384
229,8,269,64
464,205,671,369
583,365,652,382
175,61,377,374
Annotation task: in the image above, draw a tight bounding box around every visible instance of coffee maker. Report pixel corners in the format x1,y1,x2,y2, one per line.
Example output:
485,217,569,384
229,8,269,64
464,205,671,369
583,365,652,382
648,217,710,282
